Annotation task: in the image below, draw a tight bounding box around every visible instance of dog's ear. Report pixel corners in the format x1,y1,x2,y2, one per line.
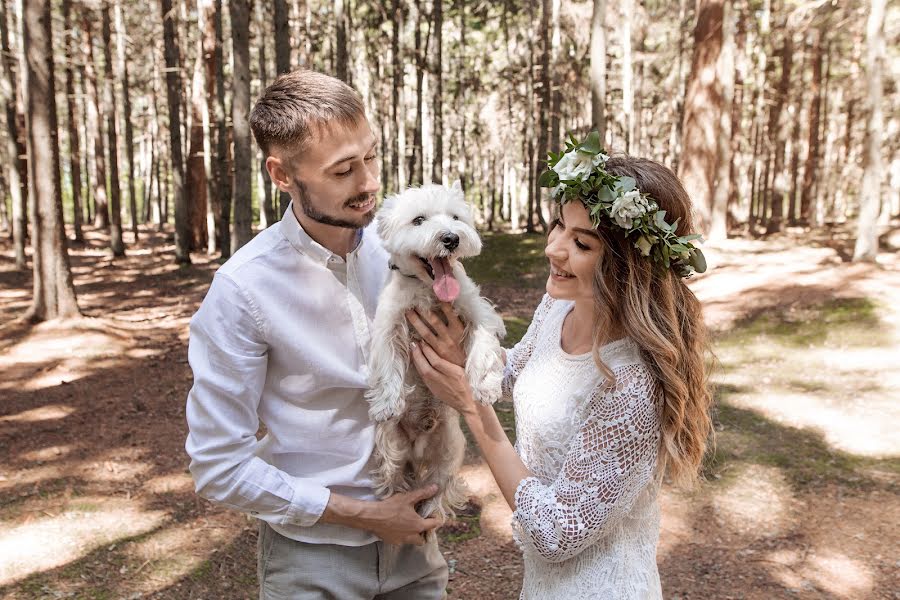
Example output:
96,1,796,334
376,194,397,240
450,179,463,196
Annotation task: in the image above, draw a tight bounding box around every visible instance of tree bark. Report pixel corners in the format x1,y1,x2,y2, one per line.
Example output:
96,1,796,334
432,0,442,182
255,0,275,227
101,2,124,256
334,0,348,81
549,0,560,153
114,0,137,240
160,0,191,263
187,5,209,250
590,0,606,140
408,0,425,186
391,0,402,191
852,0,886,261
230,0,252,253
799,25,824,226
621,0,634,152
274,0,291,74
709,0,734,241
199,0,218,252
532,0,550,231
214,0,231,256
677,0,724,235
83,14,109,230
61,0,83,244
2,0,28,268
23,0,80,320
274,0,291,213
765,27,793,234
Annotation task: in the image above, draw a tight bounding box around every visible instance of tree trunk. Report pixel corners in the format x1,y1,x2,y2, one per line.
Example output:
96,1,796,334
2,0,28,268
549,0,561,153
391,0,402,191
255,0,275,227
533,0,550,231
590,0,606,140
273,0,291,214
677,0,723,235
78,62,92,225
432,0,442,182
83,14,109,230
23,0,80,321
408,0,425,186
334,0,348,81
709,0,733,241
187,9,209,250
198,0,218,251
621,0,634,152
102,2,124,256
160,0,191,263
214,0,231,255
799,25,824,226
230,0,252,253
114,0,137,240
454,0,465,190
765,28,793,234
61,0,83,244
852,0,886,261
274,0,291,74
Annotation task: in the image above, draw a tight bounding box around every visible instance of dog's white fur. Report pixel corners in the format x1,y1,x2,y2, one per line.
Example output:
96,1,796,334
366,181,506,523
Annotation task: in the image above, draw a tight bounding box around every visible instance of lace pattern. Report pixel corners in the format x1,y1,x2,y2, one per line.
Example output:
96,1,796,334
507,295,664,599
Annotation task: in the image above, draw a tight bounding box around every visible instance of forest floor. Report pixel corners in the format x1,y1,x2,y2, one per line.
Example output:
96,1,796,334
0,223,898,600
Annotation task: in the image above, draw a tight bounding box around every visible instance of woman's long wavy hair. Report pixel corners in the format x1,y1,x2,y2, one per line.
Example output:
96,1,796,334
583,156,713,488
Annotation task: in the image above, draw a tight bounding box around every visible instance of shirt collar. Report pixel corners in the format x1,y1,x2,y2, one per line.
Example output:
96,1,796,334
279,202,365,265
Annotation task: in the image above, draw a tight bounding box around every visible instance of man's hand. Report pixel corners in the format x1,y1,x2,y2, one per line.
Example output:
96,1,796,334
321,486,442,546
406,303,467,367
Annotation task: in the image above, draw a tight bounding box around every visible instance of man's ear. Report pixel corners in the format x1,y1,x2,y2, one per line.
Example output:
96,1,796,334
266,156,293,193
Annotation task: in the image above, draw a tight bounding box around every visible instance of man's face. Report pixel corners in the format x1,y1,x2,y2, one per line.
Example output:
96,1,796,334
272,118,380,229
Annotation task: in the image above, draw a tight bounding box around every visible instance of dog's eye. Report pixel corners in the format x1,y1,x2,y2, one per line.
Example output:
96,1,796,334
452,215,459,221
412,216,426,226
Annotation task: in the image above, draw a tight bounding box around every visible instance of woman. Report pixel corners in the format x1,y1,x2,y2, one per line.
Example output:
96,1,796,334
407,133,713,599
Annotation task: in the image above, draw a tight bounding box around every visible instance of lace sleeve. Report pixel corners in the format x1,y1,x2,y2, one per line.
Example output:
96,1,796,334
511,363,662,563
502,294,556,398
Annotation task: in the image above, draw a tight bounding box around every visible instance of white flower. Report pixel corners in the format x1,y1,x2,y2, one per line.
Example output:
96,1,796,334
550,182,566,199
552,149,608,181
610,189,650,229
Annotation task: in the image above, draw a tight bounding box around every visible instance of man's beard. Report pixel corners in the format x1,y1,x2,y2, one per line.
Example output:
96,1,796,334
293,178,376,229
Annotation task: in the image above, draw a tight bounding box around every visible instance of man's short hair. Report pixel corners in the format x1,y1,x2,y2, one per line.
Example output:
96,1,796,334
249,69,366,158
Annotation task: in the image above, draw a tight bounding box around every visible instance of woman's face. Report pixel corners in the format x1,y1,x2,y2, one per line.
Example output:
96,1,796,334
544,201,603,304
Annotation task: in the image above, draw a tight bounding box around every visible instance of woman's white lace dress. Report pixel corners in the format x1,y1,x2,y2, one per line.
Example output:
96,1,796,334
505,295,663,599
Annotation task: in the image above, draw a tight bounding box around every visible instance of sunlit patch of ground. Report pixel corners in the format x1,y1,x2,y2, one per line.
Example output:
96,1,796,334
0,498,166,585
1,229,899,598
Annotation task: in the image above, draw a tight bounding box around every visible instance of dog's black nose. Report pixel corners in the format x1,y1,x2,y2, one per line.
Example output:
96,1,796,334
441,232,460,251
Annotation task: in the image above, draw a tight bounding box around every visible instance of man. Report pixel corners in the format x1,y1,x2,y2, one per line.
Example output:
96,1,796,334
185,69,448,599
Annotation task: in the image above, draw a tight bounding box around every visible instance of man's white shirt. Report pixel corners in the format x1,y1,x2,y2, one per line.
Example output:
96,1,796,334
185,204,389,546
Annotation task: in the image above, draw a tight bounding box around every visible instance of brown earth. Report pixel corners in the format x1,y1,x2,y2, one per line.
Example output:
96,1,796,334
0,224,898,599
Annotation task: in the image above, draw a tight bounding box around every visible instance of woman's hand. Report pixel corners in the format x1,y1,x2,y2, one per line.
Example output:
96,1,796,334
410,340,477,417
405,304,467,367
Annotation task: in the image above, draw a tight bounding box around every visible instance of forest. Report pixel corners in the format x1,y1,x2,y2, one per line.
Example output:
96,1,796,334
0,0,898,598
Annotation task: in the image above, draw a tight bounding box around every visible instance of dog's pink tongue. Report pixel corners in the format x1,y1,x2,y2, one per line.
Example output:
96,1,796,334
430,257,460,302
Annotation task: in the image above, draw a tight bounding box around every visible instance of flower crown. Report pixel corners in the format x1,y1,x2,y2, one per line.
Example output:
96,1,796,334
539,131,707,278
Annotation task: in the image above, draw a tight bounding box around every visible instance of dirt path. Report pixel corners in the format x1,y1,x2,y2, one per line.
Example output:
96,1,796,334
0,226,897,599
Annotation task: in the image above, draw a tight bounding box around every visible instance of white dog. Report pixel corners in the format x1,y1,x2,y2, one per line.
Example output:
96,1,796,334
366,181,506,523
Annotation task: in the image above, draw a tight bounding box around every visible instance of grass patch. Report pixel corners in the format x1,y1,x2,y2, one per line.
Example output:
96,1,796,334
466,232,548,288
717,297,887,351
503,317,530,347
440,500,482,544
704,403,898,490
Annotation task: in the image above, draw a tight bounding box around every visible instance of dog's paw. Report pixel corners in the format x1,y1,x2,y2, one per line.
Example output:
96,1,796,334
366,390,404,422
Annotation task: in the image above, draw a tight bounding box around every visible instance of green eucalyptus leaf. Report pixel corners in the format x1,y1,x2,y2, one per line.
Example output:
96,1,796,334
579,130,603,154
689,249,707,273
